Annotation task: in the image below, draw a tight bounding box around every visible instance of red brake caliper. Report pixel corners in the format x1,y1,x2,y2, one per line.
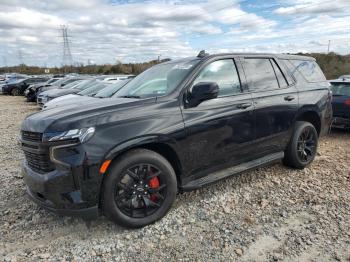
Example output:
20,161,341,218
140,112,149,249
148,176,160,202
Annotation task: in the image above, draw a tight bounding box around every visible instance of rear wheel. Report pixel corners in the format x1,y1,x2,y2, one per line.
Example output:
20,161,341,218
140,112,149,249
283,121,318,169
102,149,177,228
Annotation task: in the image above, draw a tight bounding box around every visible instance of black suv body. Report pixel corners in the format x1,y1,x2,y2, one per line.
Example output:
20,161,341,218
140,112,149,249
3,77,49,96
21,53,332,227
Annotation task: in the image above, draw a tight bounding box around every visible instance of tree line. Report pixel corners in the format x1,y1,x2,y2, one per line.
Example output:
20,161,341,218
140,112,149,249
0,53,349,79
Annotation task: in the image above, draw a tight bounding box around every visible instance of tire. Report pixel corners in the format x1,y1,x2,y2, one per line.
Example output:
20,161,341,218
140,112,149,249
11,88,19,96
102,149,177,228
283,121,318,169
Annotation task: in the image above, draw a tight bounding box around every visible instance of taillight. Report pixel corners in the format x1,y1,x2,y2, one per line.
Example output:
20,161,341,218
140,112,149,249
345,100,350,106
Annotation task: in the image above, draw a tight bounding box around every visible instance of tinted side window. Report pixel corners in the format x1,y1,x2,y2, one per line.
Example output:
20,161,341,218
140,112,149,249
289,60,326,82
244,58,279,91
271,60,288,88
193,59,241,97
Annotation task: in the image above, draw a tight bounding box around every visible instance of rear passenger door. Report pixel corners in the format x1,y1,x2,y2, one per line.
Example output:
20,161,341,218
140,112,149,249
241,56,299,156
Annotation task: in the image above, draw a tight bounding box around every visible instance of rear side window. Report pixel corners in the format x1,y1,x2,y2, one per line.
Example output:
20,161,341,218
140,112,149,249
289,60,326,82
193,59,241,97
243,58,279,91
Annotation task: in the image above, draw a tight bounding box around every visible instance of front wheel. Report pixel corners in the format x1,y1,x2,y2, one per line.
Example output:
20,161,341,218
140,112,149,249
11,88,20,96
102,149,177,228
283,121,318,169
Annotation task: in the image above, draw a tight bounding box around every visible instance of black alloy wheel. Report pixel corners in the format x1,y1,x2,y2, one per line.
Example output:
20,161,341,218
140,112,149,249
115,164,166,218
102,149,177,228
283,121,318,169
297,126,317,163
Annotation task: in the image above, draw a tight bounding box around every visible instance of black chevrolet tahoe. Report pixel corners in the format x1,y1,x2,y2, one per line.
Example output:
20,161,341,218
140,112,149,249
20,52,332,228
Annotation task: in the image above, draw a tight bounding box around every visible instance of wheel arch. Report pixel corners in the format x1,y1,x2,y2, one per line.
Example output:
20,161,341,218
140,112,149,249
98,136,183,208
295,108,321,136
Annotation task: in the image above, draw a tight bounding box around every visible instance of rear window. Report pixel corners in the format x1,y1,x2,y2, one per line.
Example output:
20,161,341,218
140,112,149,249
330,83,350,96
288,60,326,82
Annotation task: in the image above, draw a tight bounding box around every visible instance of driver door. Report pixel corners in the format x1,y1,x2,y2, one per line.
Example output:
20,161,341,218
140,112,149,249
180,58,255,183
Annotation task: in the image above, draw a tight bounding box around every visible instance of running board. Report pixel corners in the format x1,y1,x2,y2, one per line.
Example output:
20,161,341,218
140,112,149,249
182,152,284,191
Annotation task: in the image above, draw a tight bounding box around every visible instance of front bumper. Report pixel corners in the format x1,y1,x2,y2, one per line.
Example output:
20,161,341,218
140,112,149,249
37,96,46,107
22,161,99,220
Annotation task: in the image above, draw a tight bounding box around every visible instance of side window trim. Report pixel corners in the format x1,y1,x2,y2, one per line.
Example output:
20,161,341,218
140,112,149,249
270,59,290,88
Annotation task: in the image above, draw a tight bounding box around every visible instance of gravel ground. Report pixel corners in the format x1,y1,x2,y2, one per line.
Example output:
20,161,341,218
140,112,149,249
0,95,349,262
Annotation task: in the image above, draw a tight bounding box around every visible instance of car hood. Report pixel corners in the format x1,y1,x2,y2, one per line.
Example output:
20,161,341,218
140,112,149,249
40,88,79,98
30,83,48,90
39,85,61,93
43,94,96,110
21,97,153,133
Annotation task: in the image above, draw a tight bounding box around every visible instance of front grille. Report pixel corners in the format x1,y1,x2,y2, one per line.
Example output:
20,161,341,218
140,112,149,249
22,131,42,142
23,150,54,173
21,131,54,173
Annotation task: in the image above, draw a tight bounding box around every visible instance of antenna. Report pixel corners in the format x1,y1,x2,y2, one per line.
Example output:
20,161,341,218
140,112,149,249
61,25,73,67
197,50,209,58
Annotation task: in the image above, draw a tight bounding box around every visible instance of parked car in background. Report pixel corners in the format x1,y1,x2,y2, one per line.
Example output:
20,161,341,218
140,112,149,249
37,77,86,94
2,77,49,95
329,78,350,129
37,78,110,107
37,79,88,106
42,79,131,110
101,75,134,83
338,75,350,80
25,77,64,102
20,52,332,228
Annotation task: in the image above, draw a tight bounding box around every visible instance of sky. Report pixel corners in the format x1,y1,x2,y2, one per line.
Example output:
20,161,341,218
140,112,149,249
0,0,349,67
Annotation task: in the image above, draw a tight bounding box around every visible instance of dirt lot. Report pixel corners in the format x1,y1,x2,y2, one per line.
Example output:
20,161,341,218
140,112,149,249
0,95,349,261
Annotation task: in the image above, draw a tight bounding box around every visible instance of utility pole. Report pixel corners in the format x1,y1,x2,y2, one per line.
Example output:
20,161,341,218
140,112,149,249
61,25,73,73
157,55,161,63
327,40,331,54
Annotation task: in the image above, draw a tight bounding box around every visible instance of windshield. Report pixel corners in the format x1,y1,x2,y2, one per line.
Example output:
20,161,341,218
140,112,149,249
95,80,130,98
78,82,108,96
52,77,72,86
60,80,85,89
46,78,59,84
74,79,101,91
330,83,350,96
114,59,200,98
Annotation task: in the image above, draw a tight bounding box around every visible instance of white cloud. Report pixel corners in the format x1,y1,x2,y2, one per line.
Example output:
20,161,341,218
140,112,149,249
0,8,64,29
274,0,350,15
0,0,349,67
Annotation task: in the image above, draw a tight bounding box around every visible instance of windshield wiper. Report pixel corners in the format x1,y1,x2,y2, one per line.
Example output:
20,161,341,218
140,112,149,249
119,95,141,98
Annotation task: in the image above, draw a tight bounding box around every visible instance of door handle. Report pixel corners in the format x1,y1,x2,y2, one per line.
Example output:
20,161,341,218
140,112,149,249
237,103,252,109
284,95,295,101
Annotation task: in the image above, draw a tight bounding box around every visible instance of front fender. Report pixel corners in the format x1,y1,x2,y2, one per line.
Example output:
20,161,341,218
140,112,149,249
104,134,180,163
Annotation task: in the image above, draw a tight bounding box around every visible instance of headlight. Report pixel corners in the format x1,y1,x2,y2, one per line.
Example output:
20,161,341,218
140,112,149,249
42,127,95,143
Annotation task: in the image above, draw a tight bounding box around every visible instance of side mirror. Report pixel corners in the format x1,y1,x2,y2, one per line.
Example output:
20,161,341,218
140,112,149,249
188,82,219,107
